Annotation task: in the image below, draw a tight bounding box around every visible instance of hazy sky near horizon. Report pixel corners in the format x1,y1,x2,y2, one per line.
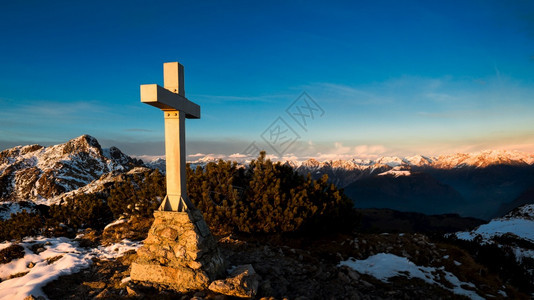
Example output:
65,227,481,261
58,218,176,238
1,1,533,160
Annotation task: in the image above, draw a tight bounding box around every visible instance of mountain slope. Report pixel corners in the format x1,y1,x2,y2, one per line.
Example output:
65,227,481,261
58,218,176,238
0,135,143,203
424,164,534,219
494,185,534,217
453,204,534,289
344,172,466,216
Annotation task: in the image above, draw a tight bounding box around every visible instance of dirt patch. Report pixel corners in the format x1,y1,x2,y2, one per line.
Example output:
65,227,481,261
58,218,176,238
43,251,137,300
9,271,29,279
46,255,63,265
101,216,153,246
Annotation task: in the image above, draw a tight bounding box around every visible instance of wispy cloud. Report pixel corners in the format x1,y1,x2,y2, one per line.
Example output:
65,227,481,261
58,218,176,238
192,93,291,104
416,110,480,119
0,99,123,146
124,128,153,132
423,92,459,103
0,100,111,122
302,82,394,105
313,142,390,161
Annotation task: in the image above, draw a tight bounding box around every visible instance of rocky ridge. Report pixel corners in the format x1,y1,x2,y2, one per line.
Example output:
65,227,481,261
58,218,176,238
0,135,143,204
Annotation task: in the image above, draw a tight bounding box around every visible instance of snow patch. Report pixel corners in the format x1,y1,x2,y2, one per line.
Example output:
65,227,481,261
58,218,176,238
378,169,411,177
454,206,534,265
0,237,92,300
0,236,142,300
0,241,13,251
103,218,127,230
340,253,483,300
121,276,131,284
455,214,534,243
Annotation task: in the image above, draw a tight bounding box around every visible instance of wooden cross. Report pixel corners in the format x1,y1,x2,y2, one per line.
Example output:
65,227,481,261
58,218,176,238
141,62,200,212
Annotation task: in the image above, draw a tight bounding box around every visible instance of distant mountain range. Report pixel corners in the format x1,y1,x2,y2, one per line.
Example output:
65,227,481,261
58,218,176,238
286,151,534,220
2,135,534,220
163,150,534,220
183,151,534,187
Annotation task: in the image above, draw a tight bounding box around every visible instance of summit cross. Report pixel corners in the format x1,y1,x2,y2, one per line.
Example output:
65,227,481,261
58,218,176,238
141,62,200,212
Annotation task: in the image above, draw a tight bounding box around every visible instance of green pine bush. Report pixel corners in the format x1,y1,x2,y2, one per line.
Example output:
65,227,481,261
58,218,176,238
0,211,44,241
107,169,165,218
186,151,356,234
46,192,113,234
0,153,355,241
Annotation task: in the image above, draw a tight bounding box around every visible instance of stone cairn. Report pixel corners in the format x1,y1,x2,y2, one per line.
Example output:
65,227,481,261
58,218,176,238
131,209,226,292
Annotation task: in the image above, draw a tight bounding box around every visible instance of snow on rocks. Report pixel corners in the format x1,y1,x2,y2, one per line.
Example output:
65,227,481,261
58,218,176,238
46,166,151,206
92,239,142,260
0,242,13,252
455,204,534,244
0,236,142,300
455,218,534,243
0,237,91,300
454,204,534,264
339,253,484,300
0,201,36,221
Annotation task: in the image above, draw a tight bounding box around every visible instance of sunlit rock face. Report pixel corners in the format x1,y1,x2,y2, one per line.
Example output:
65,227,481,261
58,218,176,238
0,135,143,203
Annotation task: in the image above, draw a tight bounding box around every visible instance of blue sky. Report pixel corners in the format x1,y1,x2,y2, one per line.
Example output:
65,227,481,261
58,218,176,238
1,1,533,160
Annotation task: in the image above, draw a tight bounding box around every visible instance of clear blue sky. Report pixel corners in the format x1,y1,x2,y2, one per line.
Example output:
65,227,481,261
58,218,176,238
1,1,533,160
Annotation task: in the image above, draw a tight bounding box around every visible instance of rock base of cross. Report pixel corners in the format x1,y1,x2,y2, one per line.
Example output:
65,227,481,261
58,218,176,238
131,209,226,292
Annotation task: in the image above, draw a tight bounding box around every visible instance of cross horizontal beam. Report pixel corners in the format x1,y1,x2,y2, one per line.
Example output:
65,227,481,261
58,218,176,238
140,84,200,119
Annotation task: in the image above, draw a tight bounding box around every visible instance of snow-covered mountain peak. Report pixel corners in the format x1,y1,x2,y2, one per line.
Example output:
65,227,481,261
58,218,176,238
350,158,374,166
433,149,534,169
375,156,404,167
146,157,166,172
301,158,321,168
0,135,143,202
65,134,101,152
403,155,434,166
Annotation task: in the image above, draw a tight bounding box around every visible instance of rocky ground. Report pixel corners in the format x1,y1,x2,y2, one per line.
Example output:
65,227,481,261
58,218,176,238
36,218,529,300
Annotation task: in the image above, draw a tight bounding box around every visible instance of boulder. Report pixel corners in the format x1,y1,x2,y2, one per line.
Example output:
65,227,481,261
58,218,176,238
208,264,259,298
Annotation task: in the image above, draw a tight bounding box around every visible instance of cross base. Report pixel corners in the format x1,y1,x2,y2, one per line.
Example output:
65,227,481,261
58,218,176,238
159,194,194,212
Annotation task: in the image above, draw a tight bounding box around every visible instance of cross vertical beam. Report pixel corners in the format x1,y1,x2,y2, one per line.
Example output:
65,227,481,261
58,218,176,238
141,62,200,212
162,110,191,211
164,62,185,96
